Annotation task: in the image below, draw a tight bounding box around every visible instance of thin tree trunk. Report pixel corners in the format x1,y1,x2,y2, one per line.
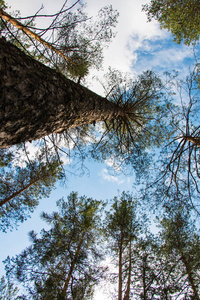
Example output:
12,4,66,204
118,235,123,300
0,177,40,206
123,239,132,300
60,231,85,299
180,253,200,300
0,9,73,63
142,254,147,300
0,37,124,148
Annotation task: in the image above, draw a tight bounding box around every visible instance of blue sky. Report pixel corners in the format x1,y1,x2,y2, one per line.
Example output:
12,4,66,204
0,0,199,298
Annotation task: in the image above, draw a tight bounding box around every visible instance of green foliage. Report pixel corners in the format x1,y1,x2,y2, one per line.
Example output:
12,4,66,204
103,190,200,298
0,276,19,300
56,5,119,81
4,192,105,299
103,69,168,149
0,0,6,9
104,191,139,245
3,190,200,298
1,3,118,81
129,235,162,299
143,0,200,45
0,7,37,55
129,231,198,299
158,207,200,298
0,148,62,232
104,192,141,299
0,149,13,167
159,208,200,257
90,69,172,178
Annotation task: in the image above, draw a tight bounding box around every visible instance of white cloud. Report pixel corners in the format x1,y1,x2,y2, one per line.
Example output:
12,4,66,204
83,0,166,93
105,156,122,172
5,0,194,95
99,168,124,184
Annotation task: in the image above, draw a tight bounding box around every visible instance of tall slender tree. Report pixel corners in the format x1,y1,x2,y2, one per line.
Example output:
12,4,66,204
129,235,159,299
104,192,140,300
158,207,200,299
4,192,105,299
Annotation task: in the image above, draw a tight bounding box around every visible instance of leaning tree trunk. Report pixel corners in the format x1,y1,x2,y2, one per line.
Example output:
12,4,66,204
0,9,73,63
0,38,124,148
0,177,40,207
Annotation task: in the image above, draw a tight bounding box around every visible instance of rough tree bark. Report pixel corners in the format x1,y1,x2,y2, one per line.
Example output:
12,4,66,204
0,38,124,148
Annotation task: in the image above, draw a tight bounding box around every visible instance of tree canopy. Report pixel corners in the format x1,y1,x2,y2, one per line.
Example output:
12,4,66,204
0,147,62,232
1,0,200,298
143,0,200,45
4,192,105,299
0,1,118,81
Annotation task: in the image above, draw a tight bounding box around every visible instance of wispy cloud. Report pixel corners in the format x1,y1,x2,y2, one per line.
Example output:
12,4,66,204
84,0,194,95
132,38,194,75
99,168,124,184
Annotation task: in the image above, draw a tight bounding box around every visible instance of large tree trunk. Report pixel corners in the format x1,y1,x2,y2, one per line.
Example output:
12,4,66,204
0,38,123,148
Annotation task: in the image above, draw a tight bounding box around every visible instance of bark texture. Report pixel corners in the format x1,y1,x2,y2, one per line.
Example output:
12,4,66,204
0,38,122,148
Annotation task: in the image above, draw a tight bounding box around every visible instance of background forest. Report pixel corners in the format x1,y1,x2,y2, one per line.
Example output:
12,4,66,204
0,0,200,299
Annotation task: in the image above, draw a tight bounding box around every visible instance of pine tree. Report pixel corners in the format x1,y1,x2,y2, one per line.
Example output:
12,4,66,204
0,148,62,231
104,192,140,300
141,69,200,216
4,192,105,299
0,37,165,154
0,276,19,300
158,207,200,299
143,0,200,45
